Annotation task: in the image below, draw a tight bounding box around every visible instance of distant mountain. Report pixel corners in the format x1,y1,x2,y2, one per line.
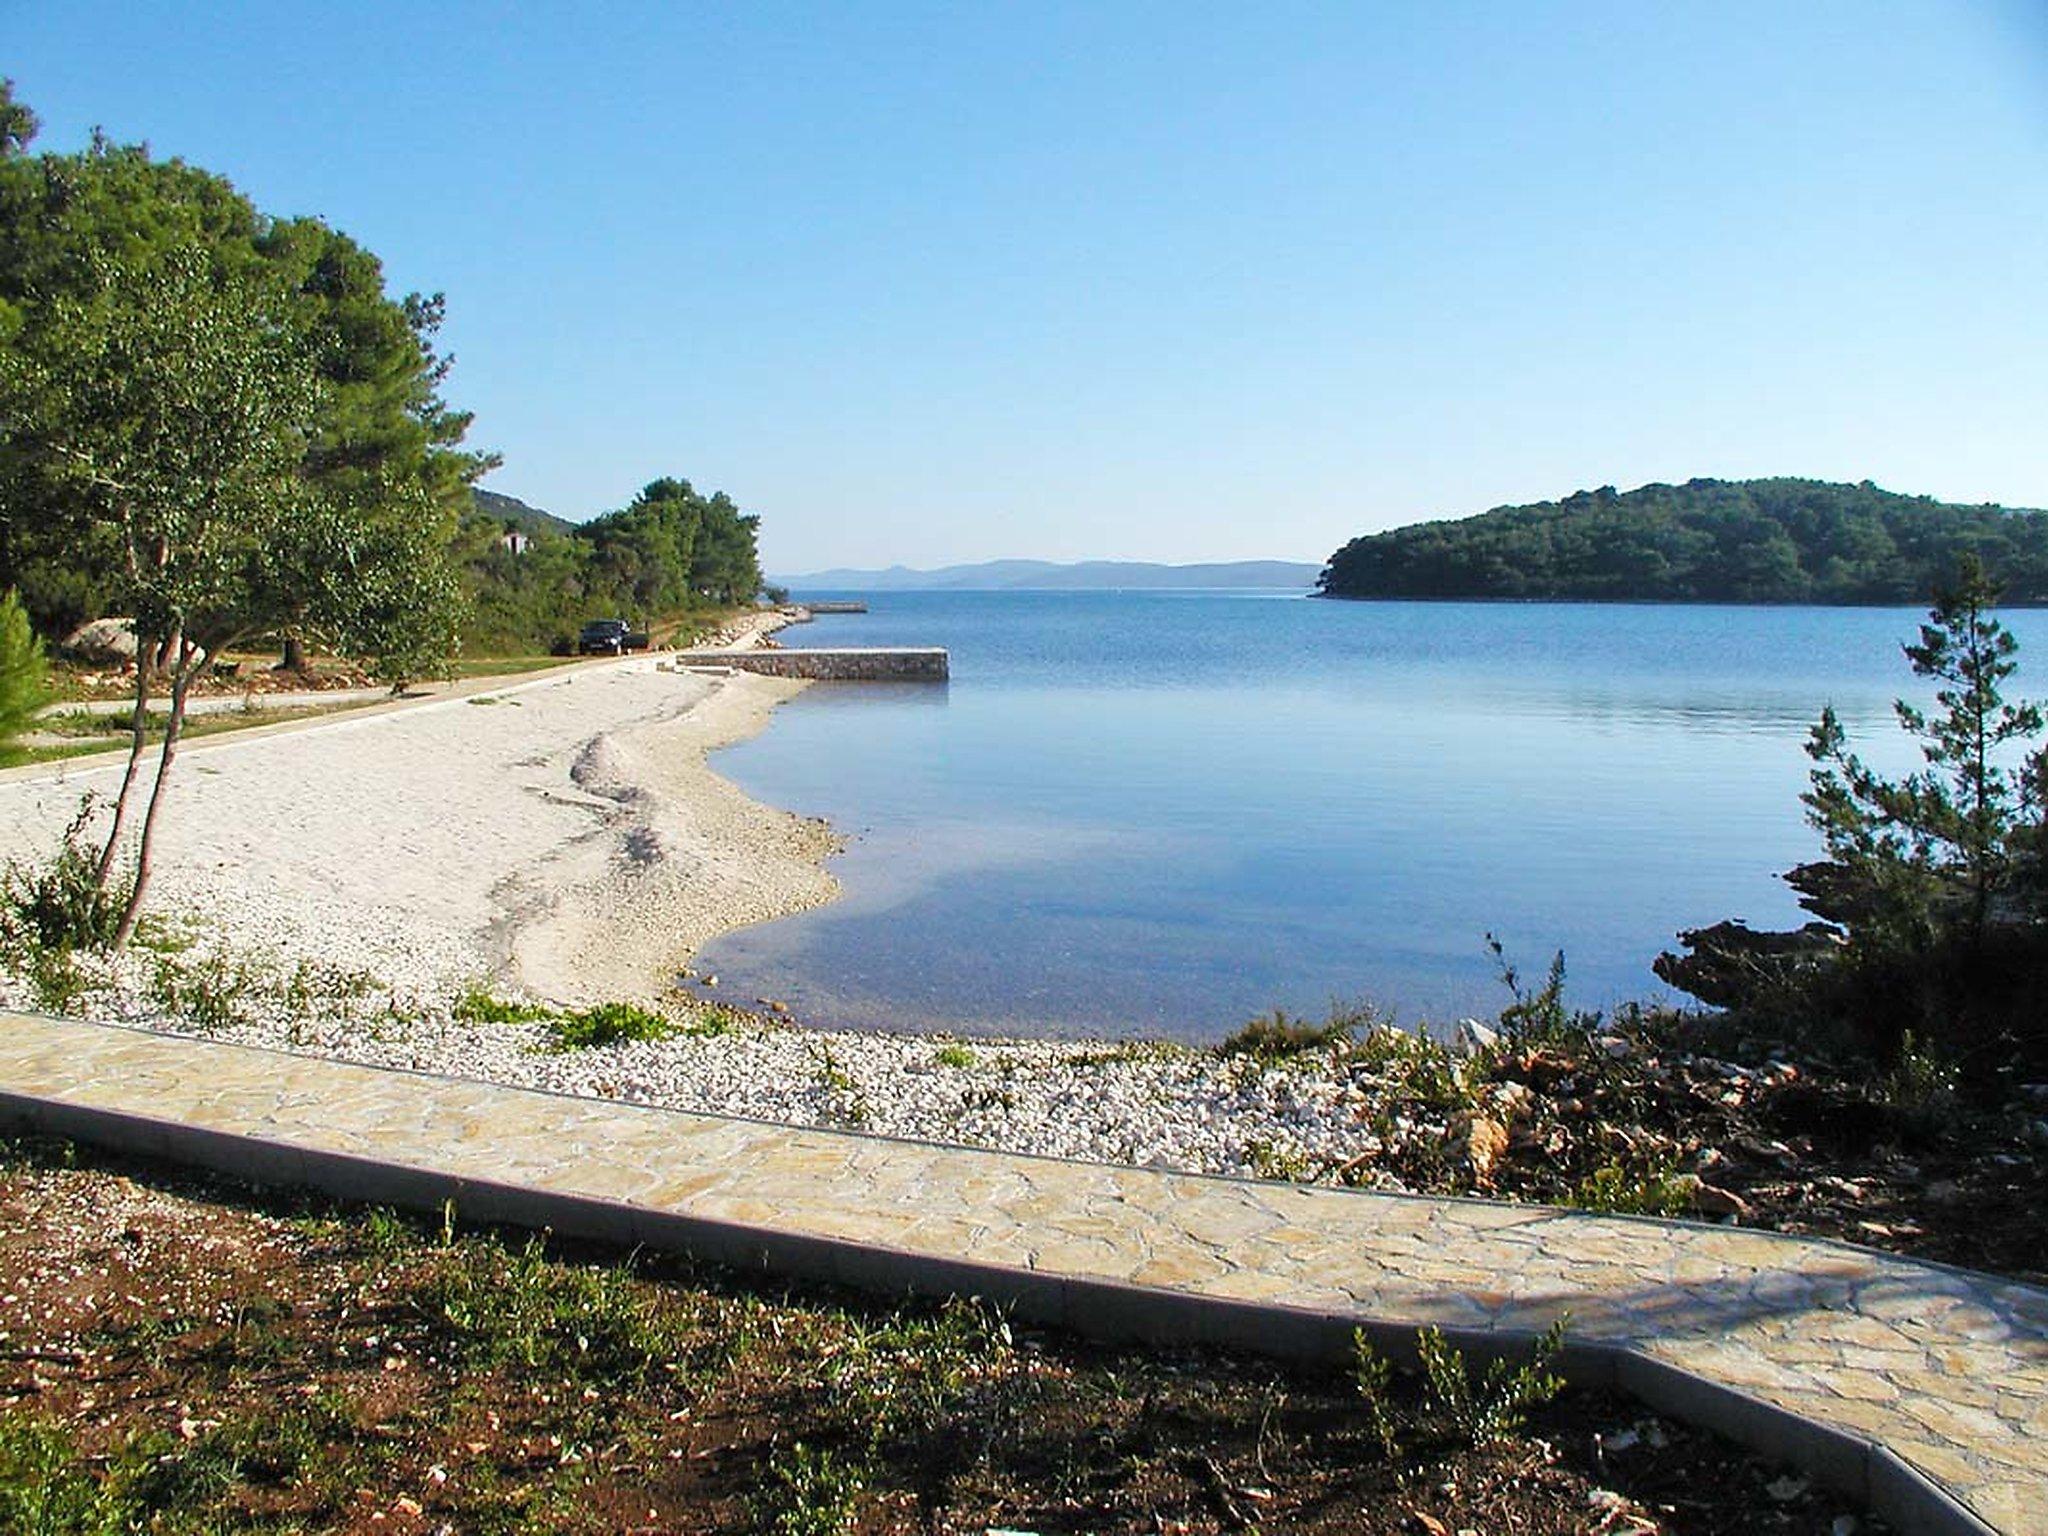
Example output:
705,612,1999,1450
473,487,575,537
1319,478,2048,605
777,558,1322,591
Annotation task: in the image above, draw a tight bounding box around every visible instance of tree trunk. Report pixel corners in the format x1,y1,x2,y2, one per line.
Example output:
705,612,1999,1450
111,637,196,950
278,633,305,672
94,643,158,891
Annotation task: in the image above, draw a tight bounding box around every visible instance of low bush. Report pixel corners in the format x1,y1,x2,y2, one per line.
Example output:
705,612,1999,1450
1219,1007,1357,1061
546,1000,676,1051
453,988,554,1025
1351,1319,1567,1462
0,798,125,961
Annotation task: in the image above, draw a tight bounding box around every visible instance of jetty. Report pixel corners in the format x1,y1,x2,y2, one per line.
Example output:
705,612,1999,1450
803,600,869,614
682,646,947,681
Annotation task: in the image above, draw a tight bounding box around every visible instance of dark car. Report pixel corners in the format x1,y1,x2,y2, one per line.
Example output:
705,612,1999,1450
577,618,650,655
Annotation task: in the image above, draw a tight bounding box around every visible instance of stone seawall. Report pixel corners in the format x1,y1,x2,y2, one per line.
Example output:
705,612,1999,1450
681,647,948,681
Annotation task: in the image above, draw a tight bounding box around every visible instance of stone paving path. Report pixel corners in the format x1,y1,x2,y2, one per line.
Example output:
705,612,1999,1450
2,1014,2042,1534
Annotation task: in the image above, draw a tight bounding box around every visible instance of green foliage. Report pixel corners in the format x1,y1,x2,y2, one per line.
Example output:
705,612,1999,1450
0,799,125,963
145,946,262,1032
933,1042,977,1069
0,79,39,159
1569,1159,1691,1216
810,1038,868,1125
546,1000,678,1051
0,102,490,640
1665,557,2048,1070
0,589,46,756
754,1442,867,1536
815,1298,1016,1450
1319,477,2048,604
453,988,555,1025
456,475,765,654
0,1416,129,1536
1350,1321,1567,1465
1218,1007,1357,1061
1487,936,1587,1044
1875,1029,1963,1131
1414,1321,1567,1447
412,1232,689,1382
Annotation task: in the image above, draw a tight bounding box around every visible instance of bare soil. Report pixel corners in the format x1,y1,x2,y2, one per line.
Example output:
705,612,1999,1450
0,1137,1879,1534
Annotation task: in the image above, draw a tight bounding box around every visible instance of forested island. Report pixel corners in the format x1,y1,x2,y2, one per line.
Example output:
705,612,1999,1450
1318,478,2048,604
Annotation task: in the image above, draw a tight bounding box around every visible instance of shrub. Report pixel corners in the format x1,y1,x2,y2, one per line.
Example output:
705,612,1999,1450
453,988,554,1025
1219,1007,1355,1062
1660,556,2048,1076
0,589,48,759
0,798,125,960
1351,1319,1567,1461
1570,1159,1691,1217
546,1000,676,1051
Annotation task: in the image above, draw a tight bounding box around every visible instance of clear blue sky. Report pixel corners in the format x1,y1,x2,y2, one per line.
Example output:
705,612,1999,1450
8,1,2046,570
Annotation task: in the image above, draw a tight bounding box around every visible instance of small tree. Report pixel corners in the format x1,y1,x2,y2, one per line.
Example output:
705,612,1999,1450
1788,555,2048,1060
1,241,462,943
1659,558,2048,1070
0,587,47,755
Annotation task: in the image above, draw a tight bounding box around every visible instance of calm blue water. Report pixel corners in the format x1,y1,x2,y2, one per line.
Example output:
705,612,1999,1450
694,593,2048,1041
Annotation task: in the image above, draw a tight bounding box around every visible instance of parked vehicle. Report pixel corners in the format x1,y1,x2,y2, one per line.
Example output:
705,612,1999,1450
577,618,651,655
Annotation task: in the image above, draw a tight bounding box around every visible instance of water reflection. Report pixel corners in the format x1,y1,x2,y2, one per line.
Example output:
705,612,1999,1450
697,594,2048,1040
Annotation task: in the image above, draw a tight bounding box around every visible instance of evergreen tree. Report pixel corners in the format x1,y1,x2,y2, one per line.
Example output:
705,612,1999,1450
0,587,46,755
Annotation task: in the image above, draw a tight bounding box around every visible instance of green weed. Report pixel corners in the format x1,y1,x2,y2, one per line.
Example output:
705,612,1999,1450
0,1415,130,1536
754,1441,867,1536
1219,1007,1355,1062
546,1000,677,1050
453,987,555,1025
410,1233,689,1384
1570,1159,1691,1216
1352,1319,1567,1460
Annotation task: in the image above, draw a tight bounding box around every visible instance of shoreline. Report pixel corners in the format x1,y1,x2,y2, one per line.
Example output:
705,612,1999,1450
502,666,843,1005
0,613,847,1013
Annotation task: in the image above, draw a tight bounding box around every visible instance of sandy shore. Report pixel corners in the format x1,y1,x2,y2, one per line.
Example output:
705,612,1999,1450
0,656,840,1008
0,619,1469,1181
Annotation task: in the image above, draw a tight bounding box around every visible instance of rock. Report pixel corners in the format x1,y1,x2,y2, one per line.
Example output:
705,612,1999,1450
1454,1112,1510,1186
1452,1018,1498,1054
60,616,140,664
1595,1036,1631,1059
1686,1179,1752,1221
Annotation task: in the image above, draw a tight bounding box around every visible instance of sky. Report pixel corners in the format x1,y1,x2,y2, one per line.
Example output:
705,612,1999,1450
6,1,2047,571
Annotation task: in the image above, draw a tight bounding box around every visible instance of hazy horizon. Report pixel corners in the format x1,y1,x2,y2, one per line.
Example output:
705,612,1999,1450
12,2,2046,570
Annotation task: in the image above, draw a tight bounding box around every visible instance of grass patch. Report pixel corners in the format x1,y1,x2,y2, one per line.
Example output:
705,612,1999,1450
932,1043,976,1069
453,988,554,1025
546,1000,677,1051
1219,1007,1359,1062
8,701,373,764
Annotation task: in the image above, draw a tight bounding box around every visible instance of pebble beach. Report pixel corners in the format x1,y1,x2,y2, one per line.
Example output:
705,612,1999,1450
0,624,1412,1182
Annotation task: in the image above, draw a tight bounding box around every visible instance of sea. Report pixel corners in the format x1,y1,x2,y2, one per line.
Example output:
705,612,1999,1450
692,592,2048,1042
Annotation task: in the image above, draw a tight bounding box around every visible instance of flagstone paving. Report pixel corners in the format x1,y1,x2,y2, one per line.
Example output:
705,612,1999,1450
1,1013,2041,1534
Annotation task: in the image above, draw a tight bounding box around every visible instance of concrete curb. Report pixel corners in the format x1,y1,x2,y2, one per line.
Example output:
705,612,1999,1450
0,1082,2004,1536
